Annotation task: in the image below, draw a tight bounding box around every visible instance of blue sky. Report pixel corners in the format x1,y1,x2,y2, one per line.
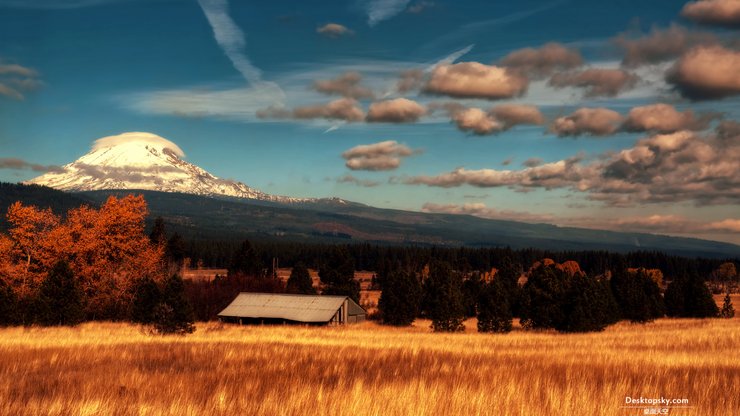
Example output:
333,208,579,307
1,0,739,244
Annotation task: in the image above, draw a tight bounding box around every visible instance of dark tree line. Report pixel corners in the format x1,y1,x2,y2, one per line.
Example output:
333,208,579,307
374,257,722,334
179,240,736,287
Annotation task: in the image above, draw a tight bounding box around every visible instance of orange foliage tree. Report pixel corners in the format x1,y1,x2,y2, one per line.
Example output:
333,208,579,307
0,195,165,319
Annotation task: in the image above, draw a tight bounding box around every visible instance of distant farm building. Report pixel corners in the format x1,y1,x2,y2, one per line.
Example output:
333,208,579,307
218,293,366,325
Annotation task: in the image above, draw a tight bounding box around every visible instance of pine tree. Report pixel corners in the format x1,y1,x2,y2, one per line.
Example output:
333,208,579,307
131,277,162,324
286,262,316,294
319,246,360,303
379,270,421,326
149,217,167,245
477,278,512,333
229,240,263,277
496,257,522,316
423,261,465,332
558,273,613,333
666,270,718,318
519,264,567,329
152,274,195,335
720,292,735,319
611,266,664,323
462,273,483,317
36,260,85,326
167,233,187,265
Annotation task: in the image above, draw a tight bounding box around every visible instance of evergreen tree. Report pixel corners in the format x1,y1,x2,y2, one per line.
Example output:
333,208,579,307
286,262,316,294
664,275,686,317
36,260,85,326
720,292,735,319
229,240,263,277
0,280,18,326
423,261,465,332
379,270,421,326
665,270,718,318
153,274,195,335
610,266,664,323
149,216,167,245
131,277,162,324
462,273,483,317
496,257,522,316
167,233,187,265
558,273,613,332
477,278,512,333
319,246,360,303
519,264,567,329
597,278,621,325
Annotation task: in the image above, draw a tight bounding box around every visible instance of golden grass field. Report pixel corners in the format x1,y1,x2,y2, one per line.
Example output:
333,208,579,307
1,315,738,416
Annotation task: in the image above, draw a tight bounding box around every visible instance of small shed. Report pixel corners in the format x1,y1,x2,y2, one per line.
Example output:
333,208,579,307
218,292,366,325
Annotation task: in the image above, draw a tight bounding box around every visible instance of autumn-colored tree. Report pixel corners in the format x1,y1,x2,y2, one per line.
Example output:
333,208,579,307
0,195,166,321
64,196,165,318
557,260,583,277
4,202,64,296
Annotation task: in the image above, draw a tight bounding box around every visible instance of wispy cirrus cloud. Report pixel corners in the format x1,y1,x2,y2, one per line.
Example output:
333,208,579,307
364,0,412,26
416,0,565,56
197,0,284,101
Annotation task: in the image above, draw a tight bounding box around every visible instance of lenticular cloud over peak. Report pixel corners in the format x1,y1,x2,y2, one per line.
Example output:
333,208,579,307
91,132,186,158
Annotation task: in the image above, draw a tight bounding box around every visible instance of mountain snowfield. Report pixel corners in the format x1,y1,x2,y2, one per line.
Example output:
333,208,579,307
27,132,311,203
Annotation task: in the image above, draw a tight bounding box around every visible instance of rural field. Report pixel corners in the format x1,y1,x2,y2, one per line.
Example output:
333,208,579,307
1,316,738,416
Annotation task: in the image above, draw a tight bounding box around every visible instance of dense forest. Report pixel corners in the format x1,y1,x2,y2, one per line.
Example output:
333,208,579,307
182,238,737,285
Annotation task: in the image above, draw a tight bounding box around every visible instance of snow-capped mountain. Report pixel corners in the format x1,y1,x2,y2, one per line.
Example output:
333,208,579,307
27,132,310,203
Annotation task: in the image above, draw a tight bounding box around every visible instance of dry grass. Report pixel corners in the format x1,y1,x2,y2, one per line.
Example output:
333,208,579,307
1,318,738,416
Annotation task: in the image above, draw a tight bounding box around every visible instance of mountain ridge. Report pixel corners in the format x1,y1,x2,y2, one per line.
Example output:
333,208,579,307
1,183,737,258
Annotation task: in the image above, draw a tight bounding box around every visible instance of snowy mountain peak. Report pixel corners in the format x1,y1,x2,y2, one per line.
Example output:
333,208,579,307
27,132,310,203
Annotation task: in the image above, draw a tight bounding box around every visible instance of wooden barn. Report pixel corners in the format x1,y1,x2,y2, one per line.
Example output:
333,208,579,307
218,293,366,325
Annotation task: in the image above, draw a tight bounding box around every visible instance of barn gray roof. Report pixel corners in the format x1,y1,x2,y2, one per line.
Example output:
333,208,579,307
218,292,365,323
